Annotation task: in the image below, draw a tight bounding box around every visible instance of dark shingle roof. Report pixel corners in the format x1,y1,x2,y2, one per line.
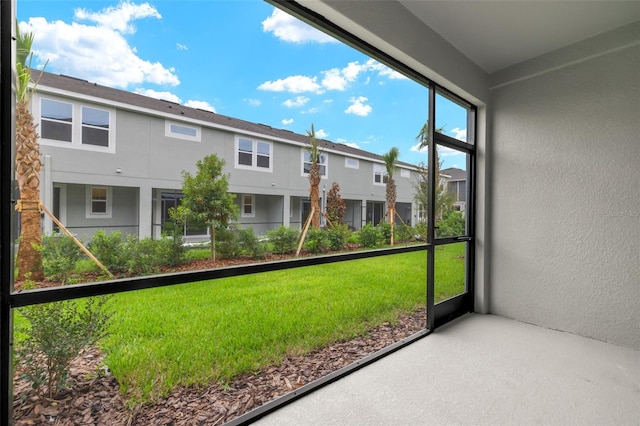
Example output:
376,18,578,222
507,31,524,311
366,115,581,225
34,70,416,168
441,167,466,180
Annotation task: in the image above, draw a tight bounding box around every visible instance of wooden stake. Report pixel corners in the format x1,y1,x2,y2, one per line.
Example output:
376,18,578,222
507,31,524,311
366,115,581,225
296,207,315,256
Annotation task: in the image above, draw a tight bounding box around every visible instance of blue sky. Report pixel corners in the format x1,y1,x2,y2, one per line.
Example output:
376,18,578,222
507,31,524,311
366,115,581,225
18,0,468,169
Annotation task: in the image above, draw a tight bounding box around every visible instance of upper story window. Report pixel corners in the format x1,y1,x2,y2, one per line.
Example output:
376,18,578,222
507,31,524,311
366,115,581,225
38,96,115,153
235,137,272,172
302,151,327,178
345,157,359,169
86,186,112,218
373,164,388,185
165,121,201,142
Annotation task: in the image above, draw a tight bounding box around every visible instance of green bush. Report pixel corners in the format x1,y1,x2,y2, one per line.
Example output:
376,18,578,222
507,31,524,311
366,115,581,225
237,227,267,259
437,211,466,238
40,234,83,284
158,227,185,267
377,222,392,244
395,224,414,243
15,295,112,398
267,226,299,254
415,222,428,241
216,227,240,259
358,223,382,248
125,235,163,275
327,224,350,251
303,227,329,254
89,230,127,274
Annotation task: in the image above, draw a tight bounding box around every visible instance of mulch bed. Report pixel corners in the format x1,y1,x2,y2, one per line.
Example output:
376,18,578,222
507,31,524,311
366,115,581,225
13,307,426,425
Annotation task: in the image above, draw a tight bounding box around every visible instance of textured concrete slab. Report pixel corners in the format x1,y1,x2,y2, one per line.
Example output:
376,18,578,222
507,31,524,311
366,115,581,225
255,313,640,425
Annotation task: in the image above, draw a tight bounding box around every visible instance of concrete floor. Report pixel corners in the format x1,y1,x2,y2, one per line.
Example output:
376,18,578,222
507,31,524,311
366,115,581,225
255,313,640,425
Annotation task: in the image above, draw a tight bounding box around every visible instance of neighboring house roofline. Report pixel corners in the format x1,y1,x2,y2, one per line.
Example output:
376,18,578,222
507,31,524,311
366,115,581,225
31,70,419,171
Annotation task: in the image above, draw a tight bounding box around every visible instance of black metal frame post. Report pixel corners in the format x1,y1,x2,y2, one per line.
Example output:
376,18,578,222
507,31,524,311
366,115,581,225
1,1,16,424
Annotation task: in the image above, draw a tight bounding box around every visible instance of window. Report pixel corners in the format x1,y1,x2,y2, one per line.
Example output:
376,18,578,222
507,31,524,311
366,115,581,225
235,137,272,171
165,121,201,141
86,186,112,218
82,106,110,147
400,168,410,178
41,98,72,142
373,164,388,185
241,194,255,217
345,157,359,169
302,151,327,178
39,97,115,152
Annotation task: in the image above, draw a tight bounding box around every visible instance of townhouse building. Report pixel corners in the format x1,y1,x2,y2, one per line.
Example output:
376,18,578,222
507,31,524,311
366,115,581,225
33,71,419,241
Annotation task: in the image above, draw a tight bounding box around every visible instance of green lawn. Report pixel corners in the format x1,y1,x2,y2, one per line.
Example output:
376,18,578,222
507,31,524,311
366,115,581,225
101,246,465,402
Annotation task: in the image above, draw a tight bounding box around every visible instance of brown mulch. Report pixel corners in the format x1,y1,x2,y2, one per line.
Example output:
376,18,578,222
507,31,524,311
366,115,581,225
13,307,426,425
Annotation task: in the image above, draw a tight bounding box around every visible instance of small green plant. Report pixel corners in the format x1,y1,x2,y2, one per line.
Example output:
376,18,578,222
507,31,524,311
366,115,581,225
358,223,382,248
15,295,113,398
217,227,240,259
237,227,267,259
395,224,414,243
40,234,83,284
158,226,185,267
437,211,466,238
89,230,127,273
304,227,329,254
415,222,428,241
377,222,392,244
327,224,350,251
267,226,299,254
125,235,161,275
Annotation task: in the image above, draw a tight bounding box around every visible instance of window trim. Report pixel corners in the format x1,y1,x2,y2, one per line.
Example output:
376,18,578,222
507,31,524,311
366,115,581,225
373,164,388,186
37,95,116,153
234,136,273,172
165,121,201,142
345,157,359,169
85,186,113,219
241,194,255,218
301,150,328,179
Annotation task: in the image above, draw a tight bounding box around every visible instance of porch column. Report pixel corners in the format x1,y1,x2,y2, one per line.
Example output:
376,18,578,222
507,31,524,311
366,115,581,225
361,199,367,229
139,184,152,239
42,155,53,234
283,194,290,227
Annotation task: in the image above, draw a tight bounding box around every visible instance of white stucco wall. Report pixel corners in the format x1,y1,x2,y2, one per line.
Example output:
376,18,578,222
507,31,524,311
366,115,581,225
489,27,640,349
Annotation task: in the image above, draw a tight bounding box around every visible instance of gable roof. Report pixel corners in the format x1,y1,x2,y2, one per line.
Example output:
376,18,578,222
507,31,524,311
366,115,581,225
441,167,466,181
33,70,417,169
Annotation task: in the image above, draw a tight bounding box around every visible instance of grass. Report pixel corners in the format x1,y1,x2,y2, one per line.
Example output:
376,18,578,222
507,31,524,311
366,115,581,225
14,245,465,403
101,247,465,402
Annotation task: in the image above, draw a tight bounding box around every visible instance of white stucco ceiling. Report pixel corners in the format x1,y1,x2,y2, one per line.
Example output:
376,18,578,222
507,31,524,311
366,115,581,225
399,1,640,73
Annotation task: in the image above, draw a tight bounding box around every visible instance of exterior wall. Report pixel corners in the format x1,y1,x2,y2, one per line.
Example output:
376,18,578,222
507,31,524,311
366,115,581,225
489,24,640,350
62,183,138,241
35,87,417,239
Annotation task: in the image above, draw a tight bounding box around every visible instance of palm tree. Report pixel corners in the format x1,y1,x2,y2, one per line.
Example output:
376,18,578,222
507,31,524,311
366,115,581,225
306,124,322,228
15,24,45,281
416,122,451,223
382,147,399,245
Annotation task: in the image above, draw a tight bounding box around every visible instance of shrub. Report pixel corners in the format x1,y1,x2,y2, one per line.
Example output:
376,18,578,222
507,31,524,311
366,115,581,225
237,227,267,259
158,227,185,267
358,223,382,248
40,234,83,284
217,227,240,259
415,222,428,241
437,211,466,238
267,226,299,254
303,227,329,254
89,230,127,274
125,235,162,275
15,295,112,398
377,222,392,244
327,224,350,251
395,224,414,243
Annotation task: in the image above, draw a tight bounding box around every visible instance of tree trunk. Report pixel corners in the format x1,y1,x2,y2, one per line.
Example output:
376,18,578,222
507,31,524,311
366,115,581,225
309,163,321,228
210,225,216,262
15,101,44,281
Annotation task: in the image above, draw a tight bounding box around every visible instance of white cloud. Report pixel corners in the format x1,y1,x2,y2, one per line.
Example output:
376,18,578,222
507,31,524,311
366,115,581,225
282,118,294,125
315,129,328,138
262,8,337,44
449,127,467,141
321,68,348,91
302,107,319,114
345,142,360,149
20,3,179,89
258,75,323,94
74,1,160,34
185,100,215,113
245,98,262,107
134,88,181,103
282,96,310,108
410,142,427,153
345,96,372,117
176,43,188,50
